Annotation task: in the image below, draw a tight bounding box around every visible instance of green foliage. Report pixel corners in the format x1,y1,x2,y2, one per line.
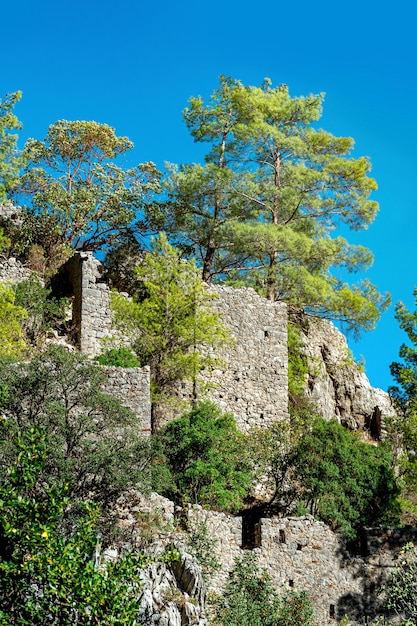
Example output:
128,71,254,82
158,76,389,334
153,402,253,512
294,418,399,539
111,233,230,429
15,120,161,268
287,320,308,399
389,287,417,417
0,282,27,358
186,520,220,579
388,287,417,522
13,273,69,346
0,427,146,624
0,345,152,508
251,413,399,538
97,346,140,368
0,227,11,254
0,91,23,201
381,542,417,625
213,552,314,626
160,543,181,563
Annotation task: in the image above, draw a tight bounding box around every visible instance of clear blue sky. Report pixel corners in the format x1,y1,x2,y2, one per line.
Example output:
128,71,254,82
2,0,416,392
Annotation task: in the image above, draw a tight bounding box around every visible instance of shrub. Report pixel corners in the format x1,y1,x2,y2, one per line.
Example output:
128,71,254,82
97,346,140,367
213,552,314,626
153,402,253,512
0,427,146,624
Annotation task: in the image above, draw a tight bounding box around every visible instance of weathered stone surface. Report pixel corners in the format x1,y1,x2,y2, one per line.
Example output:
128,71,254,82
109,493,417,625
137,554,208,626
100,365,151,436
172,285,289,432
0,256,32,283
301,318,395,431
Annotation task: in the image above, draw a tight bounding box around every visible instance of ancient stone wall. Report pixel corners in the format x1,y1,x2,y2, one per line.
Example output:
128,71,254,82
168,285,289,431
56,252,113,356
0,256,32,283
100,365,151,436
0,201,23,225
201,286,289,431
57,255,290,433
186,507,414,625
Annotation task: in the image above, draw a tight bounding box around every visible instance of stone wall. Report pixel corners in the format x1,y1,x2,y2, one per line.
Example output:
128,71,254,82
56,255,290,434
186,506,414,625
55,251,113,356
100,365,151,436
0,256,32,283
0,201,23,225
201,286,289,431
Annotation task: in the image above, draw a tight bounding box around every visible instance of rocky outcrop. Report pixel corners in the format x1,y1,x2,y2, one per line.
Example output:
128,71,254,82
138,554,208,626
301,318,394,432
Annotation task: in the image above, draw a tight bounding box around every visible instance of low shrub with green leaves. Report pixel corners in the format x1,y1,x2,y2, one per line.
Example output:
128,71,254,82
152,402,253,512
294,418,400,540
97,346,140,367
14,273,69,346
0,427,147,625
0,345,152,509
213,552,314,626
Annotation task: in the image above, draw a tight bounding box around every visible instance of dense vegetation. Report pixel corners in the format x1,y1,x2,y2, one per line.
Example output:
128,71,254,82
0,83,414,623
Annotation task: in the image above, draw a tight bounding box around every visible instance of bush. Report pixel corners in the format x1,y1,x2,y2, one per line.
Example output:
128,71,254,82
0,345,152,509
97,346,140,367
0,427,146,624
14,273,69,345
213,552,314,626
294,418,400,539
152,402,253,512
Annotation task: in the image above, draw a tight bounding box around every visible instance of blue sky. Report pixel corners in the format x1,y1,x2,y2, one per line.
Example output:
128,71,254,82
2,0,416,392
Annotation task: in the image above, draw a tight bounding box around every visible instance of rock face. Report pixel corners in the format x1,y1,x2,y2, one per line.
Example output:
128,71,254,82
301,318,394,432
138,554,208,626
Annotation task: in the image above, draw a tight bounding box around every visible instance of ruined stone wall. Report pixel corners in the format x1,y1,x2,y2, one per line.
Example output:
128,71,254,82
100,365,152,436
0,204,31,283
61,256,289,433
57,252,113,356
0,256,32,283
178,286,289,432
186,508,412,625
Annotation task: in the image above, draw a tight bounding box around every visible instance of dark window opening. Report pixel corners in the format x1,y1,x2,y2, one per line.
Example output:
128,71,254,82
241,509,263,550
279,529,286,543
260,413,264,419
297,543,303,551
264,330,270,338
288,579,294,588
329,604,335,619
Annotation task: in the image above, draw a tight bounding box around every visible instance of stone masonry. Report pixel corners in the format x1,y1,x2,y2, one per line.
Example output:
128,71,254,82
186,506,415,625
100,365,151,437
202,286,289,431
56,251,113,356
55,254,290,433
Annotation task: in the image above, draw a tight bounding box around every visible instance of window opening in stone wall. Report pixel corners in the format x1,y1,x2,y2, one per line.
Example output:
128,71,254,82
279,529,286,543
297,543,303,551
241,508,263,549
288,579,294,588
264,330,270,338
329,604,335,619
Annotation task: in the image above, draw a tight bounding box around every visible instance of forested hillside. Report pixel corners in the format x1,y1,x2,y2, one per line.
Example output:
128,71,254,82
1,82,417,625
